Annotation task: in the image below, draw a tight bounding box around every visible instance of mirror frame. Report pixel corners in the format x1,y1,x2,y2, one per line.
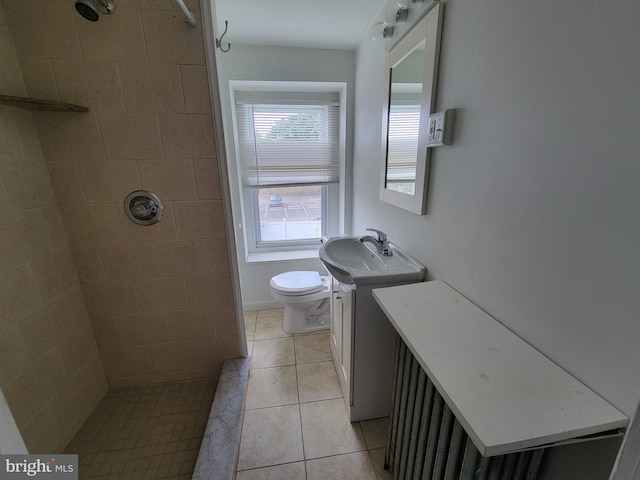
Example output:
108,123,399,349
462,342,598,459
379,3,444,215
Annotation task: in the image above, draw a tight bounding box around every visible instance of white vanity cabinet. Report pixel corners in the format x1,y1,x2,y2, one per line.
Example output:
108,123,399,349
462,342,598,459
329,277,353,406
329,276,409,422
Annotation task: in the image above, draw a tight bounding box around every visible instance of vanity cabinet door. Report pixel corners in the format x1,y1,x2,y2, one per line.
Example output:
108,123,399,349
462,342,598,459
330,277,354,404
330,276,343,367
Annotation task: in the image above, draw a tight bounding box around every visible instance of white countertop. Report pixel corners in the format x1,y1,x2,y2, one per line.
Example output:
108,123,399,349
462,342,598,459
373,280,628,456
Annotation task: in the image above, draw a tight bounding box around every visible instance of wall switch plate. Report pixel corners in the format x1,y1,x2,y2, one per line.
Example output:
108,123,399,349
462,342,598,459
427,109,455,147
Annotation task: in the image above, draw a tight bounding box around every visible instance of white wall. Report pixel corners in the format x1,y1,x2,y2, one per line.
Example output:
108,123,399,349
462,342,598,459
0,389,27,454
216,45,355,308
353,0,640,474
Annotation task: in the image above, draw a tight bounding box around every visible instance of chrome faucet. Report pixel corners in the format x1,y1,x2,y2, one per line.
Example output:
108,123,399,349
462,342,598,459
359,228,392,256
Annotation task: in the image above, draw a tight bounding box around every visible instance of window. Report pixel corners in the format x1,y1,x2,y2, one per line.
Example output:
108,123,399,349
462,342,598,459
233,89,343,253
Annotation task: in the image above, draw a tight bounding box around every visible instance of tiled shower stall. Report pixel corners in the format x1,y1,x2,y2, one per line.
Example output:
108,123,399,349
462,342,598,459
0,0,241,455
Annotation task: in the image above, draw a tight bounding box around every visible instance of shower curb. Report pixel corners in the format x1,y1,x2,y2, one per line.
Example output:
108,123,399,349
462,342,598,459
192,357,250,480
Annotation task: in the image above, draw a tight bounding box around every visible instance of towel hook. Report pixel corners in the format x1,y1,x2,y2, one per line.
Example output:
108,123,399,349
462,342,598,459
216,20,231,52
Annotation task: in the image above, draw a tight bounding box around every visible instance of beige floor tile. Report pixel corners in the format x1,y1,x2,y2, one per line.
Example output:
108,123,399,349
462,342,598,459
306,451,377,480
255,315,290,340
235,462,306,480
300,398,366,459
256,308,284,319
360,417,389,450
369,448,393,480
297,361,342,403
237,405,304,471
294,333,332,364
244,313,257,342
251,337,295,369
246,365,299,410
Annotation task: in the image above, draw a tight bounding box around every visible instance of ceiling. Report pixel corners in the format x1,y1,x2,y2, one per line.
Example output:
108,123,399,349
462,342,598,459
213,0,387,51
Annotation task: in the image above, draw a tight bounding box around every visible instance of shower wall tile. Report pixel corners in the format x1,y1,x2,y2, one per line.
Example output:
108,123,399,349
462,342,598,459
141,9,205,65
134,276,188,312
181,65,211,113
47,162,87,205
71,245,106,283
195,337,242,369
11,108,45,158
35,113,106,161
0,210,50,270
140,0,171,9
174,200,225,239
79,160,141,203
100,345,154,377
98,242,158,280
2,0,239,394
76,7,147,63
138,159,197,200
0,110,21,157
153,240,207,276
0,157,57,210
184,273,234,308
51,59,126,113
57,321,100,380
18,58,59,101
82,279,140,316
204,237,231,273
117,312,171,345
98,113,163,159
18,298,73,362
0,11,107,454
149,341,199,372
2,349,67,427
3,0,82,59
165,308,216,340
0,7,25,96
90,315,123,348
213,305,239,337
194,158,222,200
30,246,79,303
0,264,40,331
40,206,69,251
0,187,9,214
0,323,30,387
158,114,216,158
59,204,125,244
119,62,185,113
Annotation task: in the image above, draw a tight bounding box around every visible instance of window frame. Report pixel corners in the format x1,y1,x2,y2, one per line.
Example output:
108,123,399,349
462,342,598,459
230,82,346,256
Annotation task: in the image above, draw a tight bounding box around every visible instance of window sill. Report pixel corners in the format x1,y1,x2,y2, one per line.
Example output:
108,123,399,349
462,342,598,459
246,248,320,264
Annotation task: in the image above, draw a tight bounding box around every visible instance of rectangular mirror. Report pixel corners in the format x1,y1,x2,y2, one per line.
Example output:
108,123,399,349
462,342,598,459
379,3,444,214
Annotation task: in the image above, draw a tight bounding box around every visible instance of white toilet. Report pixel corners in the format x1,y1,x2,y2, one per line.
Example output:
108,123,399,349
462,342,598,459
270,271,331,334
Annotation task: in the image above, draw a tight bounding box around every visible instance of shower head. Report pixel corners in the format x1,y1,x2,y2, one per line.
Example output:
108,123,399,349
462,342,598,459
75,0,116,22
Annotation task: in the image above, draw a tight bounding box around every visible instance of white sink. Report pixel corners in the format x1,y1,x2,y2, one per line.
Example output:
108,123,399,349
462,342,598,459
319,237,426,285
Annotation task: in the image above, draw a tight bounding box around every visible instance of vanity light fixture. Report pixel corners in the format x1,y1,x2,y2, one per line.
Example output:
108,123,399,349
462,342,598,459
371,0,411,41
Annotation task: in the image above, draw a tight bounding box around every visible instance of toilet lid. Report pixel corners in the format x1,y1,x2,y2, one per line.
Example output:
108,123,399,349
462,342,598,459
270,271,324,295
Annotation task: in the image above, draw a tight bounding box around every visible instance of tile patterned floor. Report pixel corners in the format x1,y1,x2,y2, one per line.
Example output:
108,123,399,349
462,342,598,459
64,379,215,480
239,308,392,480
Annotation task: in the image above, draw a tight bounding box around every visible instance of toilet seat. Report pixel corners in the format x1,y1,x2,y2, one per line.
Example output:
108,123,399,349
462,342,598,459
270,271,324,296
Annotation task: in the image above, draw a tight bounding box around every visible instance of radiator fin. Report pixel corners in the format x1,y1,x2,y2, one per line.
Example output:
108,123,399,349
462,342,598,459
386,336,545,480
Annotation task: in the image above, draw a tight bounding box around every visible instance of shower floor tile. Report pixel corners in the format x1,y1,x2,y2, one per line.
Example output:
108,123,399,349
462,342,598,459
64,378,215,480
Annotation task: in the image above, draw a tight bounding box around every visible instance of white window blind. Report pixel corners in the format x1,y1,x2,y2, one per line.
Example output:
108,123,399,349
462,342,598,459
386,104,420,182
236,91,340,188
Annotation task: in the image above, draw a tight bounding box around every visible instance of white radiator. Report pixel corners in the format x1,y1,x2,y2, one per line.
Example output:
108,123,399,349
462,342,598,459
385,337,545,480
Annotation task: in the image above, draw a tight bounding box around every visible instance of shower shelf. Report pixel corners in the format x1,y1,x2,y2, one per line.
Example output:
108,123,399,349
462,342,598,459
0,95,88,112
